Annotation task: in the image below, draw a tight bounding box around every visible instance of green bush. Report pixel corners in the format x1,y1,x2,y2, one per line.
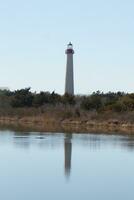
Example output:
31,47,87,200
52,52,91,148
80,94,102,111
62,93,76,105
11,88,34,107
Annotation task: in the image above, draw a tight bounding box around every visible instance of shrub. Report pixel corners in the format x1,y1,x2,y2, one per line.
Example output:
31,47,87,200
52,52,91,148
11,88,34,107
32,92,51,107
81,94,102,111
61,93,76,105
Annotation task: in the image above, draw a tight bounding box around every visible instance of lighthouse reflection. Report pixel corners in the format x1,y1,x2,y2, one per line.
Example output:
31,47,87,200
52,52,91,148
64,134,72,178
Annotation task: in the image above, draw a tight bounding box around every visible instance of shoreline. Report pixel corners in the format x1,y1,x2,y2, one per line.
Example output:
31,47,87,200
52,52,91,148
0,116,134,134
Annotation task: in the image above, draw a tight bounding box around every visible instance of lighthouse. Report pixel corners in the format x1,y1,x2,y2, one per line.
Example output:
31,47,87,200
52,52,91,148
65,42,74,95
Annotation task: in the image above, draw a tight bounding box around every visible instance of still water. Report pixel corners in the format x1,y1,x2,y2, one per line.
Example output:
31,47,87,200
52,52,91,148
0,130,134,200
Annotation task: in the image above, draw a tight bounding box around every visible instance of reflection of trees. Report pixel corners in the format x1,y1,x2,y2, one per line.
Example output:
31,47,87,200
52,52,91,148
12,131,134,152
64,134,72,178
120,135,134,151
13,133,30,149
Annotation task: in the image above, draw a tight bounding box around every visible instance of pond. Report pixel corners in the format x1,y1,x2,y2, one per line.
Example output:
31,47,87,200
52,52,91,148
0,130,134,200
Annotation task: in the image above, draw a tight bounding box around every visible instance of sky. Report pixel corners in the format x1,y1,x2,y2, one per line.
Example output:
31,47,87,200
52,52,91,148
0,0,134,94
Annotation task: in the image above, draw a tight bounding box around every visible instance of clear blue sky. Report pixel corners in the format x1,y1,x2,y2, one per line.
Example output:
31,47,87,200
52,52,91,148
0,0,134,94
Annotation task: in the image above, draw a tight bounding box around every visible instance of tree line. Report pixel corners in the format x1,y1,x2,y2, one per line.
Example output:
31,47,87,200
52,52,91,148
1,88,134,112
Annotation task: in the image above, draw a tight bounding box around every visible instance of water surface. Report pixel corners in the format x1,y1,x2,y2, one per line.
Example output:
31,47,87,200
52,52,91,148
0,130,134,200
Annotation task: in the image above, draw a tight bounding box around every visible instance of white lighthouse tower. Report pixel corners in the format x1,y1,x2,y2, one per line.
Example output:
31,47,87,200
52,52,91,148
65,42,74,95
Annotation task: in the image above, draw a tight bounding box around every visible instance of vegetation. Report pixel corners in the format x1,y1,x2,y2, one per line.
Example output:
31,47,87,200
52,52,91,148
0,88,133,111
1,88,134,124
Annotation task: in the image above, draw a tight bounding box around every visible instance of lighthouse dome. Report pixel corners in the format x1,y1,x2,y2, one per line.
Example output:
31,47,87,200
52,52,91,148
65,42,74,54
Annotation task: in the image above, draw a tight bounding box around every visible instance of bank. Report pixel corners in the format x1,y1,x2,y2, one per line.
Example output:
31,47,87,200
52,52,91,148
0,116,134,134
